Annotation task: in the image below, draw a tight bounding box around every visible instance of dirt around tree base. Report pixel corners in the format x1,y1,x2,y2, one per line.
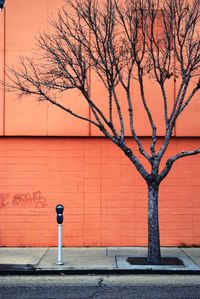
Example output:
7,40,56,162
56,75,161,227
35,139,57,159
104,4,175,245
127,257,184,266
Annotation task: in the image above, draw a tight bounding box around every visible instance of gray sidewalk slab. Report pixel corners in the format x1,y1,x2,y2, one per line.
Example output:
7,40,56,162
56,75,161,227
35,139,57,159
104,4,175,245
116,247,200,272
107,247,147,257
181,248,200,266
37,248,116,270
46,247,107,257
0,247,200,274
0,248,47,266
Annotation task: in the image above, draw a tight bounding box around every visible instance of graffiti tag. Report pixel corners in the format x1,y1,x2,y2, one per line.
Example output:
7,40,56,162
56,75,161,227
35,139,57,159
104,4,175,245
12,191,46,208
0,193,10,209
0,191,47,210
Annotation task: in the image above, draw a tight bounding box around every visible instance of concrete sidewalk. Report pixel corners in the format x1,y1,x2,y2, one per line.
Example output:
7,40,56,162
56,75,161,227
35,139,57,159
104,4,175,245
0,247,200,274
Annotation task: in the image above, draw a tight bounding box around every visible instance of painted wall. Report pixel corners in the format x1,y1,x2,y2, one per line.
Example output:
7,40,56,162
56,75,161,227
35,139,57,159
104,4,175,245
0,0,199,137
0,1,199,247
0,137,199,247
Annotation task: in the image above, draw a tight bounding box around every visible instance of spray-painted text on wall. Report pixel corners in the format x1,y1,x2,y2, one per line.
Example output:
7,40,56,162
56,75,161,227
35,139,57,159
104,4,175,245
0,191,47,209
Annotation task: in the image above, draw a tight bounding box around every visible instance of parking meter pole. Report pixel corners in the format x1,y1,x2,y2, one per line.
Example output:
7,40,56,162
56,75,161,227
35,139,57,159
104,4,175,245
56,204,64,265
57,224,63,265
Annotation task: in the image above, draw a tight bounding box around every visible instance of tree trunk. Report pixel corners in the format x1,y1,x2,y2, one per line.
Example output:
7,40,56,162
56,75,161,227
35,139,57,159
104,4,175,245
147,182,161,264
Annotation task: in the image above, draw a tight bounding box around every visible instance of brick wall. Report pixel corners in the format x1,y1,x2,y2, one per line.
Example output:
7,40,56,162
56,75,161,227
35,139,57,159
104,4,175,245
0,137,199,247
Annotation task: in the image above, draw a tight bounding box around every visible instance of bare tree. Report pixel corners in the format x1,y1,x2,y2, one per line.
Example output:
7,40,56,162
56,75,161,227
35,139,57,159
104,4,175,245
7,0,200,264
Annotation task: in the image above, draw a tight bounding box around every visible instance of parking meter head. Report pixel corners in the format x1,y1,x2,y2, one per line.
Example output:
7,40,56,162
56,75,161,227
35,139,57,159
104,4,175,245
56,204,64,224
0,0,5,9
56,204,64,214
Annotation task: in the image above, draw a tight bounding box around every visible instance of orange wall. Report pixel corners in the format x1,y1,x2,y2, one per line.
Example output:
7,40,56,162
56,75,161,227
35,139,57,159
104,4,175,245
0,0,199,137
0,1,199,247
0,137,199,247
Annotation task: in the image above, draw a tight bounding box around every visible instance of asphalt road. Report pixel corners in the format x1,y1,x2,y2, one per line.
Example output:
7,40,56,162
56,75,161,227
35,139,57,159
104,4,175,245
0,274,200,299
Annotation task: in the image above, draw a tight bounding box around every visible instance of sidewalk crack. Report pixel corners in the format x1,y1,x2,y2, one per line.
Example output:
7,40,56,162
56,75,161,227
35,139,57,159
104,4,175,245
36,247,49,268
179,247,200,268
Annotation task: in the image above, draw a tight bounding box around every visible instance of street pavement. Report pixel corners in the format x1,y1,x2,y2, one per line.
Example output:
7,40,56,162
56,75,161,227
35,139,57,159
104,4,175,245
0,274,200,298
0,247,200,274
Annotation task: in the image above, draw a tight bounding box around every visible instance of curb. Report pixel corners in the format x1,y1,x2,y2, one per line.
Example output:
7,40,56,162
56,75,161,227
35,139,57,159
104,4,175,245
0,267,200,276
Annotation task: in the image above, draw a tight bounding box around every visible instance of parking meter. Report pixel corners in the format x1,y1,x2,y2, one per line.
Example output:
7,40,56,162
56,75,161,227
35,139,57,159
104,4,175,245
56,204,64,224
56,204,64,265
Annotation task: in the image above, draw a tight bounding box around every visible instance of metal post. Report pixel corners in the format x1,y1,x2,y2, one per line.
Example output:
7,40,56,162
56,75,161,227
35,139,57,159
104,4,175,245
56,204,64,265
57,224,63,265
